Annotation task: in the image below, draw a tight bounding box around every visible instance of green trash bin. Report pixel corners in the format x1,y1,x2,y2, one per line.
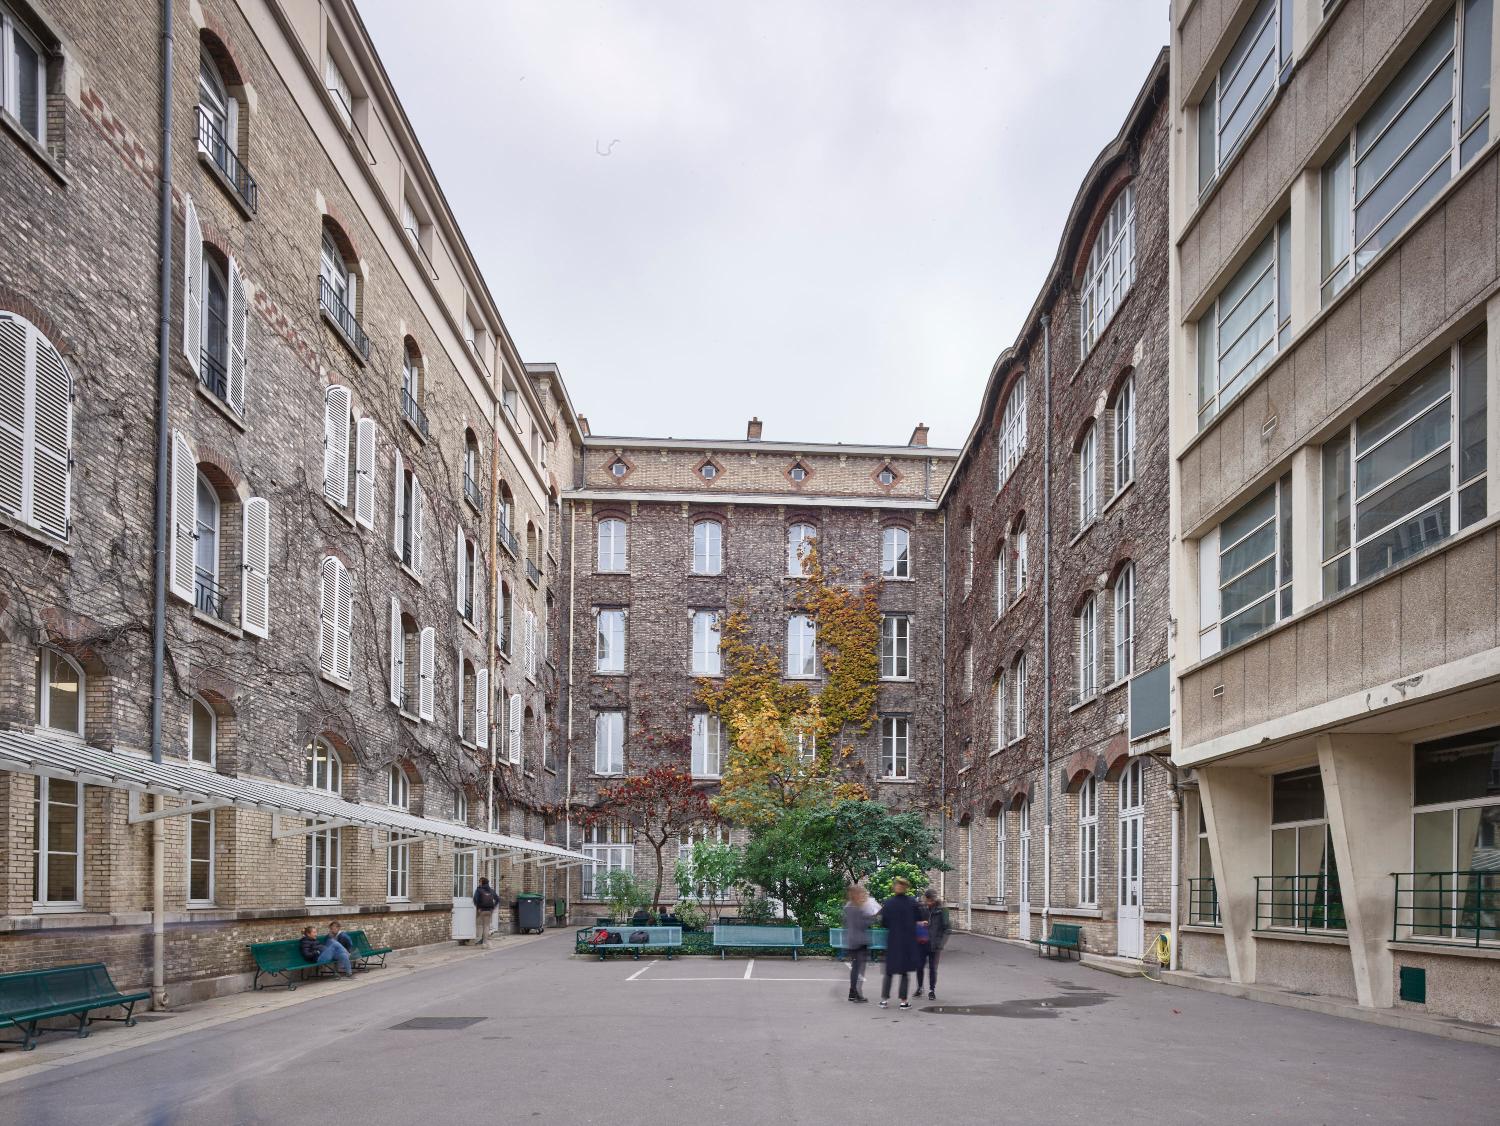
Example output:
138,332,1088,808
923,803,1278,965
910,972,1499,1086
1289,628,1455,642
515,893,544,934
553,898,567,926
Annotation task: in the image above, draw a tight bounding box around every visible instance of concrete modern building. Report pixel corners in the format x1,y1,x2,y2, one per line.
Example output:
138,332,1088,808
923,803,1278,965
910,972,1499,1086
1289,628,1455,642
558,420,956,909
0,0,583,1003
941,53,1177,960
1169,0,1500,1025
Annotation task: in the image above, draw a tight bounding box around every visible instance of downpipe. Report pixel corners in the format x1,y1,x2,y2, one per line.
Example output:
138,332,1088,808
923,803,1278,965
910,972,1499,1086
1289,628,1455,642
1040,313,1054,930
147,0,176,1012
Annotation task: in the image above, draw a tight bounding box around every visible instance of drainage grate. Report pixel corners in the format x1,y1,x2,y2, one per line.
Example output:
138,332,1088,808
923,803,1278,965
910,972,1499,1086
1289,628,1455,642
389,1017,488,1031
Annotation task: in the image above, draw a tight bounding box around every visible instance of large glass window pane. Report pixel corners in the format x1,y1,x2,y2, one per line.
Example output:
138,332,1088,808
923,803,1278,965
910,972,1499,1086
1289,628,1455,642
1414,729,1500,805
1356,497,1451,576
1321,146,1352,300
1272,767,1324,823
1355,407,1450,496
1459,329,1488,485
1461,0,1493,143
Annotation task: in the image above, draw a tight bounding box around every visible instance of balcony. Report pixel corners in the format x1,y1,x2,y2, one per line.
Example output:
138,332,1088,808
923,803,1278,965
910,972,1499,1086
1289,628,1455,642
195,106,257,214
194,571,229,623
1188,877,1220,927
199,347,231,407
497,523,520,558
400,387,429,440
463,473,482,511
318,276,370,361
462,596,475,625
525,559,542,587
1393,871,1500,948
1254,874,1344,935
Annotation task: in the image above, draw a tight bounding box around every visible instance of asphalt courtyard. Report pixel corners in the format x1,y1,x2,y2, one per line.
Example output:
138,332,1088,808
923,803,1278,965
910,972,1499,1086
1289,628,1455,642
0,932,1494,1125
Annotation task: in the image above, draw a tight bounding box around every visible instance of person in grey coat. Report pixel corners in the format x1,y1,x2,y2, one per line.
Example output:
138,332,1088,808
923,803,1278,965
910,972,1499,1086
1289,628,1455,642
916,888,950,999
842,885,872,1003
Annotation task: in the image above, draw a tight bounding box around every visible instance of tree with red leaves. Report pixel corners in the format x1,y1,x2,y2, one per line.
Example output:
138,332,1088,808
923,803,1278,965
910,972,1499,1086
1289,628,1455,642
580,766,717,910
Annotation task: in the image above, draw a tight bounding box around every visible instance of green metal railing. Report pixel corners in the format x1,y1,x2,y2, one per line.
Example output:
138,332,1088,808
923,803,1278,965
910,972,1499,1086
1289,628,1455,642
1188,877,1220,927
1392,871,1500,948
1254,873,1345,934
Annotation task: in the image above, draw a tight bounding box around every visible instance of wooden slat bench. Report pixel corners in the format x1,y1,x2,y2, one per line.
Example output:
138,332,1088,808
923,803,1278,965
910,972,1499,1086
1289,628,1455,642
1034,923,1083,960
713,924,805,960
0,963,150,1052
578,925,683,960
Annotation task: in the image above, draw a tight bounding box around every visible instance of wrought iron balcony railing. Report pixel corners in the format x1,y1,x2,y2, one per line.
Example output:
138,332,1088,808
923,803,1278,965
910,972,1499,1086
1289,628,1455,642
199,347,230,405
1188,877,1220,927
497,523,520,558
1254,873,1345,934
195,106,258,213
194,571,229,622
525,559,542,587
400,387,429,439
1393,871,1500,947
318,276,370,360
463,473,482,510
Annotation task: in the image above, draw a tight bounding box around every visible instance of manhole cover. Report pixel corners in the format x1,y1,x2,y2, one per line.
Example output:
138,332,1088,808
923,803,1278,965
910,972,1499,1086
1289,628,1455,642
389,1017,488,1031
925,993,1113,1019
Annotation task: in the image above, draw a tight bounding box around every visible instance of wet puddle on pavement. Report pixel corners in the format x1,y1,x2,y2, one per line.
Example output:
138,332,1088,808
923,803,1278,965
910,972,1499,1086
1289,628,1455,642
924,987,1113,1019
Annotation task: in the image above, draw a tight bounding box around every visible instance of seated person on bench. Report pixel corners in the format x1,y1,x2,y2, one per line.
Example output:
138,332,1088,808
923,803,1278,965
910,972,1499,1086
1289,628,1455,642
299,924,354,977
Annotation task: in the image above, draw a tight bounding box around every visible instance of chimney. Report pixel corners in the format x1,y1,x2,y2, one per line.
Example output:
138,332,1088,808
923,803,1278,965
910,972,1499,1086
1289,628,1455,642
908,423,929,447
577,415,591,436
746,417,763,441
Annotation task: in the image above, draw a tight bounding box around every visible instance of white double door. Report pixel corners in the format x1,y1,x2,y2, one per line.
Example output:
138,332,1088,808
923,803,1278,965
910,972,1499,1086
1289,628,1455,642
1117,808,1144,958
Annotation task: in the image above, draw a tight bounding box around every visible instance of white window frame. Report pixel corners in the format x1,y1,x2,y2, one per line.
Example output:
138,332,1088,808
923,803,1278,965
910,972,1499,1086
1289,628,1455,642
1113,376,1135,493
597,518,628,573
998,376,1027,485
596,608,626,674
994,808,1008,905
188,807,215,906
994,671,1006,752
31,777,82,910
692,519,723,575
304,738,342,904
0,311,74,541
325,48,353,128
880,716,910,780
691,610,721,676
582,822,633,899
786,614,817,679
1078,184,1137,356
1197,215,1291,429
691,712,724,778
1,5,47,144
1077,596,1098,702
595,710,625,775
189,694,216,767
1079,776,1099,907
1011,524,1028,602
1198,473,1293,658
881,525,910,579
1077,424,1097,526
787,522,816,577
1010,654,1028,743
35,646,84,737
1198,0,1291,194
1409,733,1500,943
1113,564,1135,683
879,614,910,680
194,471,221,615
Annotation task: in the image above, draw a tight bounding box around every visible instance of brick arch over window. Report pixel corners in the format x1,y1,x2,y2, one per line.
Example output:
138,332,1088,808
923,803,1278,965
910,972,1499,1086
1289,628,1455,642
1105,554,1135,587
306,728,359,796
991,368,1025,428
1068,165,1135,286
1106,363,1135,407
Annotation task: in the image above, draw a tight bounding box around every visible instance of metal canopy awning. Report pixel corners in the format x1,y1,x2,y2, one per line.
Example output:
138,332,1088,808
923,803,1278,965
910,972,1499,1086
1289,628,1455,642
0,729,588,865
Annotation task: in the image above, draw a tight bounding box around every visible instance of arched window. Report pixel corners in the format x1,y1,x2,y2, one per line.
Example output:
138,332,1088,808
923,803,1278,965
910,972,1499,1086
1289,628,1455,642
34,646,84,736
1114,563,1135,681
497,482,515,540
201,250,230,397
1079,183,1137,356
460,659,477,742
387,764,411,901
1077,423,1097,526
388,764,410,809
463,430,481,509
400,338,428,436
0,312,73,540
195,36,254,211
194,471,223,619
881,526,910,579
1010,516,1029,601
597,517,627,572
305,737,343,793
498,580,512,655
189,695,216,766
1112,374,1135,493
1079,776,1099,906
319,219,367,358
1076,594,1098,702
998,375,1027,485
301,740,340,898
1010,652,1028,742
787,522,816,577
692,519,723,575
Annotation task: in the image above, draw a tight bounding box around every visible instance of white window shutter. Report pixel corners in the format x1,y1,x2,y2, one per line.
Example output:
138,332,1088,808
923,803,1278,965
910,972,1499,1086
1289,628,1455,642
169,430,196,602
391,448,405,556
456,646,466,737
354,417,376,528
182,197,203,372
411,475,425,573
226,254,248,414
455,523,465,611
389,595,403,706
509,692,522,764
418,626,436,721
526,610,537,677
323,385,350,506
241,496,271,637
476,668,489,749
0,315,26,522
474,554,484,633
335,559,354,682
25,327,72,541
318,558,339,678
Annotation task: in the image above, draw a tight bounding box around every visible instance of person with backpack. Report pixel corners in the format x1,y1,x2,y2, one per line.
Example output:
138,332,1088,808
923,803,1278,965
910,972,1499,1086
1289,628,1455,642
473,876,499,945
916,888,950,999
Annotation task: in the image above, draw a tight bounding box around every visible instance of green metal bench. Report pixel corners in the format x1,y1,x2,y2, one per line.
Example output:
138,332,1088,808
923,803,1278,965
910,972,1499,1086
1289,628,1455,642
0,963,150,1051
248,940,321,990
828,926,887,953
1034,922,1083,960
578,925,683,960
713,924,804,959
344,930,391,969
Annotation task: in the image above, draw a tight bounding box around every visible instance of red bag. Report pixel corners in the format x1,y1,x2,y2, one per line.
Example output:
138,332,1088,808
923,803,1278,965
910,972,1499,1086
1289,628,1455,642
589,928,610,945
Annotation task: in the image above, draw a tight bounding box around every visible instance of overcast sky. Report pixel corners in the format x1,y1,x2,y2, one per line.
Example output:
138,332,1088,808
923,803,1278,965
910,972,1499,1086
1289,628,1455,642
359,1,1167,449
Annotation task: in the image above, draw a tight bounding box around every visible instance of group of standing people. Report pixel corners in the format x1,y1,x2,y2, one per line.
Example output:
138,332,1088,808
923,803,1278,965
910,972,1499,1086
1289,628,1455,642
841,877,949,1008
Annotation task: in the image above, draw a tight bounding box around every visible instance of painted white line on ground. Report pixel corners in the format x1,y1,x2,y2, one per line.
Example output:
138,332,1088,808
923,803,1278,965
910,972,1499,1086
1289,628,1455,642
744,959,755,980
626,960,656,982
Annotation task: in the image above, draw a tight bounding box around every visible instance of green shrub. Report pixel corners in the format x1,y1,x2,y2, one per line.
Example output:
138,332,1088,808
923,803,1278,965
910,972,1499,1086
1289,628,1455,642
674,899,708,932
868,861,929,902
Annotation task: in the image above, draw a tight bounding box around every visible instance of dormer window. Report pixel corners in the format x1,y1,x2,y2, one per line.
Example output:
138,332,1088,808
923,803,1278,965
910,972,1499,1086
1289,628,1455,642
787,460,812,484
696,455,723,482
877,468,894,485
609,459,629,479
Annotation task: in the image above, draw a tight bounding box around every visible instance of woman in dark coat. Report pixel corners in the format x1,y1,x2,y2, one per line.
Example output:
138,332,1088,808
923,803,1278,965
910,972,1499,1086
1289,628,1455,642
876,877,921,1008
